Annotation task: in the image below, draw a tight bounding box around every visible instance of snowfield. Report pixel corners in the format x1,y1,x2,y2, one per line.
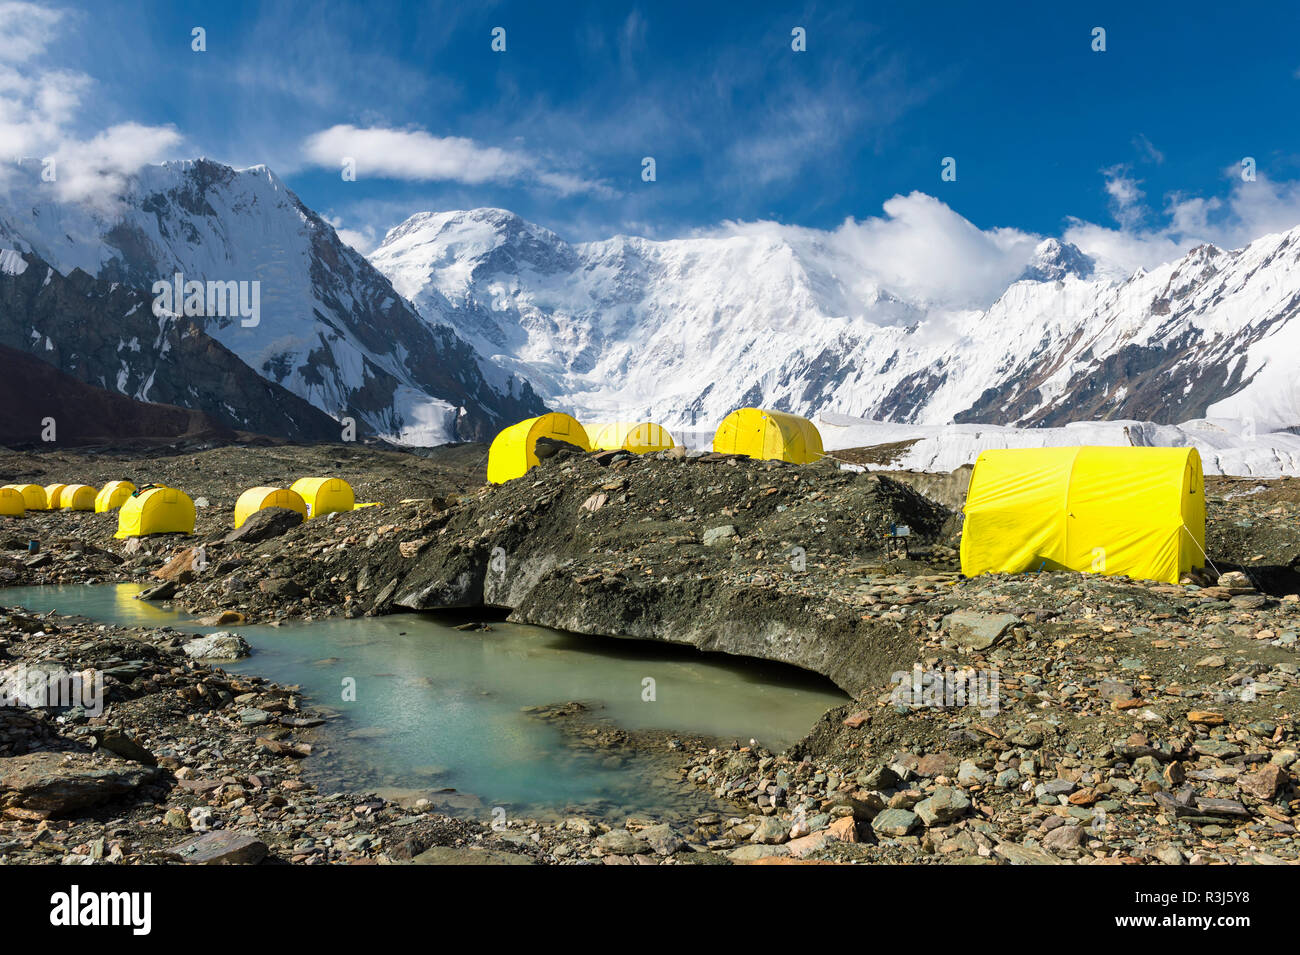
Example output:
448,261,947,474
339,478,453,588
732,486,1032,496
816,413,1300,477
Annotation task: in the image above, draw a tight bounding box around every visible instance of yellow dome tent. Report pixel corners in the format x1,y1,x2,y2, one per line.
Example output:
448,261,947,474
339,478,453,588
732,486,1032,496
586,421,676,454
59,484,97,511
95,481,137,512
960,446,1206,586
234,486,307,528
4,484,46,510
115,487,196,539
0,487,24,517
487,413,592,484
43,483,68,510
712,408,824,465
290,478,354,519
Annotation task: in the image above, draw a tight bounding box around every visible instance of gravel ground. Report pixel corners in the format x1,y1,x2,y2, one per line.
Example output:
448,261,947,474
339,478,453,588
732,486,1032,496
1,442,1297,865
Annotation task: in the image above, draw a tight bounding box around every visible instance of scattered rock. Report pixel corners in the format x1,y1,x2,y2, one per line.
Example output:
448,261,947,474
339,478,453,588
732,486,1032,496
167,831,268,865
182,631,251,661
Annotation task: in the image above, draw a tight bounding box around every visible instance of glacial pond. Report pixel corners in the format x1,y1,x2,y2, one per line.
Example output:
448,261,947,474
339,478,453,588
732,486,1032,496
2,583,848,822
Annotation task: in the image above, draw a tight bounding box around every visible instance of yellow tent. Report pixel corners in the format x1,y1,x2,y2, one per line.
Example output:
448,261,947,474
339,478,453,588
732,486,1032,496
712,408,824,464
234,486,307,528
586,421,676,454
95,481,137,512
960,446,1205,586
43,483,68,510
290,478,354,518
0,487,24,517
59,484,97,511
115,487,196,539
4,484,46,510
487,413,592,484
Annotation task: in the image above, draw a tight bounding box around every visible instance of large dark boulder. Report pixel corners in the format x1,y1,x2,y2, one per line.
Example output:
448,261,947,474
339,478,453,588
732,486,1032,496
0,752,161,817
225,506,304,544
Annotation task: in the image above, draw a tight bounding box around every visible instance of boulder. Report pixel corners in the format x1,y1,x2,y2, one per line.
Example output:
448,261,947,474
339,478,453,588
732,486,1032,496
152,547,201,583
167,831,268,865
915,786,971,826
258,577,305,599
749,816,789,844
0,752,160,817
410,845,534,865
703,525,738,547
595,829,649,855
1042,825,1088,851
637,824,684,856
225,506,303,545
533,436,585,460
90,729,156,766
994,842,1066,865
941,611,1020,650
135,580,178,602
1239,765,1286,801
727,843,791,862
182,631,251,661
871,808,919,837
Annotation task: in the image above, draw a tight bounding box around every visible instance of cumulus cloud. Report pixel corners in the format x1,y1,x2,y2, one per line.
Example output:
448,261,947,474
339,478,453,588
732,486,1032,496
717,192,1042,311
303,124,613,197
0,0,63,63
1102,165,1147,229
0,2,182,211
1065,169,1300,279
326,214,378,255
50,122,183,208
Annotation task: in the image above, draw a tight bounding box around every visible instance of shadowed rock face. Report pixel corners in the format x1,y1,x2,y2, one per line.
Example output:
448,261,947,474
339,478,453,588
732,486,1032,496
0,752,161,817
366,453,954,697
1,159,548,445
0,342,243,446
0,252,344,443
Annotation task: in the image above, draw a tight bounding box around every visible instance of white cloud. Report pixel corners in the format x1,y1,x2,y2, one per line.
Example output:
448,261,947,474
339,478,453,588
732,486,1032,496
51,122,183,209
1066,169,1300,279
717,191,1041,311
326,214,378,255
0,3,182,211
303,124,613,197
1132,133,1165,165
0,1,63,63
1102,164,1146,229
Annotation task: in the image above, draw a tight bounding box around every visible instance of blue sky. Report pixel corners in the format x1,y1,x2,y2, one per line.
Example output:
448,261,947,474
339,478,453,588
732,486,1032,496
6,0,1300,273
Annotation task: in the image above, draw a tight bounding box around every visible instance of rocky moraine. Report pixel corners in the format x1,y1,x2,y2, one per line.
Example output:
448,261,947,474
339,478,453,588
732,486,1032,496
0,440,1297,865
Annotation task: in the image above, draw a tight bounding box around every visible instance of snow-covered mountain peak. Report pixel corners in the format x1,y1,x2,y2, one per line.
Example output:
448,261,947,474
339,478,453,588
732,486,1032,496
0,159,544,443
368,204,1300,438
1018,237,1095,283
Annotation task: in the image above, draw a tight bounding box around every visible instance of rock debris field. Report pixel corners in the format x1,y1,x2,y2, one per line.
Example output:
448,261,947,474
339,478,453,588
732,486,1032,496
0,440,1298,865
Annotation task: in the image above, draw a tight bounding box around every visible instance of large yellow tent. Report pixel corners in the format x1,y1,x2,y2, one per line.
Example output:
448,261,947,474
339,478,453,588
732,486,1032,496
291,478,354,518
43,483,68,510
586,421,676,454
487,413,591,484
234,486,307,528
59,484,97,511
0,487,24,517
115,487,196,539
95,481,137,512
3,484,46,510
960,446,1205,586
711,408,824,465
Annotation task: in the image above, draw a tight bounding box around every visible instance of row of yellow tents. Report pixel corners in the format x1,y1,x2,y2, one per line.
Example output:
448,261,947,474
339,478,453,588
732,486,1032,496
485,413,1207,586
2,477,358,538
2,481,138,514
487,408,825,483
233,478,355,528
